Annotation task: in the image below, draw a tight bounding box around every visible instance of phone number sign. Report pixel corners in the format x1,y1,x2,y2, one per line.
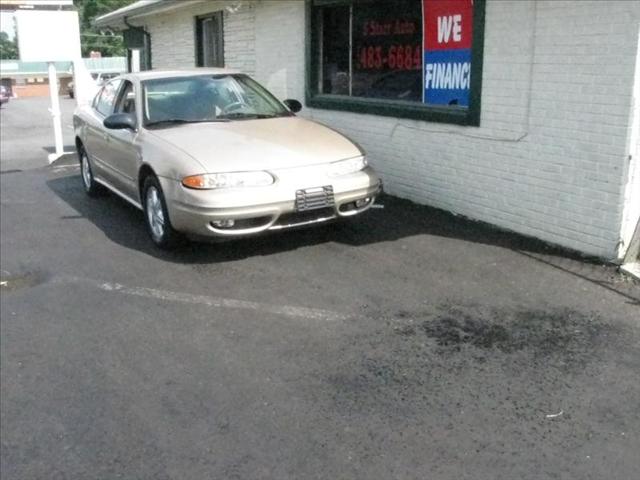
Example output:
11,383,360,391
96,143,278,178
423,0,474,106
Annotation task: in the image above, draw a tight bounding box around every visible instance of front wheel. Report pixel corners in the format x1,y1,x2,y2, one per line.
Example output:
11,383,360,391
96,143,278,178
142,175,182,249
79,148,102,197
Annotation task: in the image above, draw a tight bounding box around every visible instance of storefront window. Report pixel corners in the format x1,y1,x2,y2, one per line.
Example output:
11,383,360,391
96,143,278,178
307,0,485,125
320,5,350,95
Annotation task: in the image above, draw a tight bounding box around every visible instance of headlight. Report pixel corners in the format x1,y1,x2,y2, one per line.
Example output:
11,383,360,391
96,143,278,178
327,156,367,177
182,171,274,189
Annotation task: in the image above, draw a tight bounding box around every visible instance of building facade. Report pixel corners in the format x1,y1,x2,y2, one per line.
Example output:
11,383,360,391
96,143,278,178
96,0,640,260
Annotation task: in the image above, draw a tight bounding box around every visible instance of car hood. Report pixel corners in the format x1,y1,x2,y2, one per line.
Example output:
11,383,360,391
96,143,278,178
146,117,362,172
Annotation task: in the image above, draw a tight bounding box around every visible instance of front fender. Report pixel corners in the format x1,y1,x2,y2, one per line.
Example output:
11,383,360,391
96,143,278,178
137,129,206,182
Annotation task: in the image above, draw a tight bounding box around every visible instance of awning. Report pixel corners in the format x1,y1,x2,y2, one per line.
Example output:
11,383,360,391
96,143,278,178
94,0,205,29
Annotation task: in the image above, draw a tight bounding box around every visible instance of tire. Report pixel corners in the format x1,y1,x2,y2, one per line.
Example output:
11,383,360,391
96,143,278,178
142,175,182,249
79,147,102,197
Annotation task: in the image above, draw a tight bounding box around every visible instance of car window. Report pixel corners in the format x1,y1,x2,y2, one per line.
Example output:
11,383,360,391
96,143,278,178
92,86,103,109
94,79,122,117
115,81,136,116
142,74,290,126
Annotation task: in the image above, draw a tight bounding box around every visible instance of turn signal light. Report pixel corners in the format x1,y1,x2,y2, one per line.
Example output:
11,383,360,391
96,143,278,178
182,171,275,189
182,175,207,189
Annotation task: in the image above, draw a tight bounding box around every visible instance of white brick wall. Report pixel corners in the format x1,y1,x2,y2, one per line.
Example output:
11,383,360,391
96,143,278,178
224,4,256,76
135,0,640,258
140,0,256,74
254,0,305,101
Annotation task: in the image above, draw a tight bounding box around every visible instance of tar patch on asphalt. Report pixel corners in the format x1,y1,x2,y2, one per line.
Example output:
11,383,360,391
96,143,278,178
390,305,621,370
420,308,609,354
364,305,628,378
319,305,635,420
0,270,50,291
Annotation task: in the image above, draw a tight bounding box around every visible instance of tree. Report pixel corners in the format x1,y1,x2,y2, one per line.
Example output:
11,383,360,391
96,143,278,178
0,31,18,60
74,0,138,57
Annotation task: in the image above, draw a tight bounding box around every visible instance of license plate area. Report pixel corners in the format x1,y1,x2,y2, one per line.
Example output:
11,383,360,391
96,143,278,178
295,185,335,212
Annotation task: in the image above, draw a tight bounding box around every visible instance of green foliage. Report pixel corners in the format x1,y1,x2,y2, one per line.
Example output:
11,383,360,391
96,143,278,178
74,0,138,57
0,31,18,60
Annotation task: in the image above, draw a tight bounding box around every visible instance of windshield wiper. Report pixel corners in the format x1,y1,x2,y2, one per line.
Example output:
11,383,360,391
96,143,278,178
218,112,283,120
145,118,230,127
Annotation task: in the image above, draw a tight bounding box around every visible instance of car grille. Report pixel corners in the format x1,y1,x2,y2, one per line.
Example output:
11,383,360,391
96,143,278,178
295,186,335,212
275,208,336,228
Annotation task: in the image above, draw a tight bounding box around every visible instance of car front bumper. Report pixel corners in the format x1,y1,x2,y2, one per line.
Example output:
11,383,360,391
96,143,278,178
160,167,382,237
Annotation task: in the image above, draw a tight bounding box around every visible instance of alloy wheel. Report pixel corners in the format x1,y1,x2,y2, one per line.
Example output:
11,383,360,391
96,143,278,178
146,186,165,241
81,153,92,190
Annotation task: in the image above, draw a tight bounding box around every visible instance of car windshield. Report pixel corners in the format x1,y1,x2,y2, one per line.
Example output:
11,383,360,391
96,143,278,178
142,74,291,127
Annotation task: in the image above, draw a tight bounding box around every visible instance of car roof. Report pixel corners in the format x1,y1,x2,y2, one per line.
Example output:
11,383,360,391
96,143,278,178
120,68,241,82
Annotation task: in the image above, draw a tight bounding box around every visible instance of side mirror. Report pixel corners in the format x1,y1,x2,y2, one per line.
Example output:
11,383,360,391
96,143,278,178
104,113,136,130
283,99,302,113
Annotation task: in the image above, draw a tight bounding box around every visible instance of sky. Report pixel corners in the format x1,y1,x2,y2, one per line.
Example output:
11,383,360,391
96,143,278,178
0,11,16,39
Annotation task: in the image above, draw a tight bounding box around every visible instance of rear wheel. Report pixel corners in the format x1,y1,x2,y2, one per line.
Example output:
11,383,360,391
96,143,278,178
142,175,182,249
79,147,102,197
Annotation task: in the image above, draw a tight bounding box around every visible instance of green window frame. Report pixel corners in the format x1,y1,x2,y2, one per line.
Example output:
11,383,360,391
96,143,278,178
123,28,152,72
195,12,225,68
305,0,486,126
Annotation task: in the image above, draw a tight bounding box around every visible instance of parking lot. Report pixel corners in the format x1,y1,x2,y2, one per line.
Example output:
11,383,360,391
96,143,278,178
1,96,639,479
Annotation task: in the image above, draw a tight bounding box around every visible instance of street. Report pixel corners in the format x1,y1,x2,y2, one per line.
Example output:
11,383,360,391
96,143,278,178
1,96,639,479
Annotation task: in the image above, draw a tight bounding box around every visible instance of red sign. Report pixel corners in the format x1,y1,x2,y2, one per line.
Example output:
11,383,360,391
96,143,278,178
423,0,474,106
423,0,473,52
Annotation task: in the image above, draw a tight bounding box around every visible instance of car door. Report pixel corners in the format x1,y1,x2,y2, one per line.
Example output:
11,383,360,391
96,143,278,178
105,80,141,199
84,79,122,184
81,86,106,175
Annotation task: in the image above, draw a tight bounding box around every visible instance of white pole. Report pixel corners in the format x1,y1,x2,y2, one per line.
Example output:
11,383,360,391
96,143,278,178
47,61,64,163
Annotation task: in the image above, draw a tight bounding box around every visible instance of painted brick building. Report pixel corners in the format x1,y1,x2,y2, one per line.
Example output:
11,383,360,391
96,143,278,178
96,0,640,260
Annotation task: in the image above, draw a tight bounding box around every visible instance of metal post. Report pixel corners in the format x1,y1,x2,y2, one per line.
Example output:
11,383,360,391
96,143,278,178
47,61,64,163
131,49,141,73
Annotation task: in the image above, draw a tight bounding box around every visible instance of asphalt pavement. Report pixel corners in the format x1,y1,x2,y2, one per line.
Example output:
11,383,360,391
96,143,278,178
1,96,639,480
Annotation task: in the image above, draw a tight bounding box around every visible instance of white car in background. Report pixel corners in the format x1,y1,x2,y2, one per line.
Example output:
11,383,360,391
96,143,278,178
68,72,122,99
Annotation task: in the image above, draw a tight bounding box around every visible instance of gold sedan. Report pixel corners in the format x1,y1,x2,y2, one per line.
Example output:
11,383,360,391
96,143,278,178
73,69,381,249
